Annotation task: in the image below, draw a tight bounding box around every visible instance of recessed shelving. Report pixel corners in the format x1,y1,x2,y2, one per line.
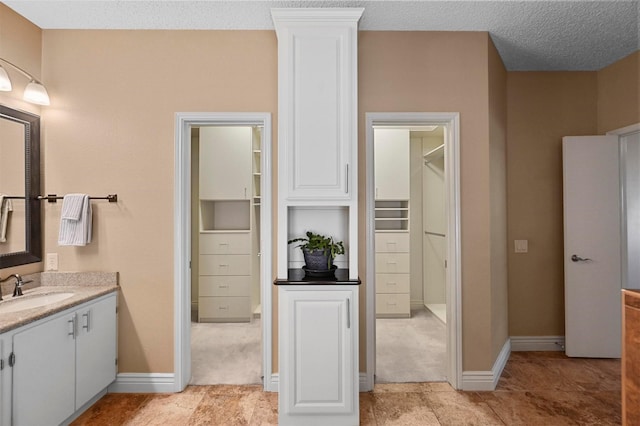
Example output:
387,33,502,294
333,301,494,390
375,200,409,231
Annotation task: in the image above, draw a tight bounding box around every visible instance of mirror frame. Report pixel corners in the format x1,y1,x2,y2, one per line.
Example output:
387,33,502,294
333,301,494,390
0,104,41,269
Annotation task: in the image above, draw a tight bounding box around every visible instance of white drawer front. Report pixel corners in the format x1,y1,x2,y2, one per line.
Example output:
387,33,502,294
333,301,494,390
199,233,251,255
375,232,410,253
376,273,410,294
376,293,410,316
199,296,250,321
199,276,251,297
375,253,410,274
200,254,251,275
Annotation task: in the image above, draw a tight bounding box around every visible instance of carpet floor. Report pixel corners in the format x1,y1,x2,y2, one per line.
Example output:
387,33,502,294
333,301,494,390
190,319,262,385
376,308,447,383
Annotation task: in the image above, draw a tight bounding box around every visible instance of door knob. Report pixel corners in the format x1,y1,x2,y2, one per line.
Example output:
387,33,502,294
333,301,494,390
571,254,592,262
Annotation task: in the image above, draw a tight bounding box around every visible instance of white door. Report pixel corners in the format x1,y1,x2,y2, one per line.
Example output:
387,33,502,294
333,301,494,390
374,129,410,200
13,314,76,426
563,135,621,358
76,295,117,409
199,126,251,200
278,285,359,426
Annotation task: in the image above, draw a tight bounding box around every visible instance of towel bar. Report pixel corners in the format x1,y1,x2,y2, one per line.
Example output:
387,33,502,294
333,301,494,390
37,194,118,203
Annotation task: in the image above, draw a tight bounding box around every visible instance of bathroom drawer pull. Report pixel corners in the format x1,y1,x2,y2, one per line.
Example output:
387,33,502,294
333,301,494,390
68,317,76,339
219,264,229,267
386,261,397,264
218,306,229,310
82,312,91,331
387,302,397,306
218,285,229,289
387,282,397,285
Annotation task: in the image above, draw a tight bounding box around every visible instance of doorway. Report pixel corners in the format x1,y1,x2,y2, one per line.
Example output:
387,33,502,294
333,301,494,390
190,125,263,384
365,112,461,390
174,112,273,392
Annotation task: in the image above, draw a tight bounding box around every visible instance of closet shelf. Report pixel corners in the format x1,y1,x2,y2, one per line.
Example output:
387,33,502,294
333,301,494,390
423,144,444,164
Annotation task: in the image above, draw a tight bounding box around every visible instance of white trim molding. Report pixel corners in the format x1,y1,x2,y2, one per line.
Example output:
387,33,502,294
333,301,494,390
269,372,370,393
364,112,462,391
510,336,566,352
461,339,510,391
108,373,176,393
174,112,274,393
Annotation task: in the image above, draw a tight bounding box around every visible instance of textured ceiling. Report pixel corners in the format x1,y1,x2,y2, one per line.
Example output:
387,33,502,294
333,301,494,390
4,0,639,71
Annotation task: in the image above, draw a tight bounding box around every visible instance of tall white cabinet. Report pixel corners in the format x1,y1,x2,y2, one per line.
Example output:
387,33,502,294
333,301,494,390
198,126,260,322
272,8,363,426
374,129,411,318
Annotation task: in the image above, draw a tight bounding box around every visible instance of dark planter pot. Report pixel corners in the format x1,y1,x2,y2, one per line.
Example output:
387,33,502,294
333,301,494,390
302,248,333,271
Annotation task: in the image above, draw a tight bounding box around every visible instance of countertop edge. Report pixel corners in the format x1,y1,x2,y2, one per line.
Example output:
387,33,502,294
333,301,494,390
0,285,119,334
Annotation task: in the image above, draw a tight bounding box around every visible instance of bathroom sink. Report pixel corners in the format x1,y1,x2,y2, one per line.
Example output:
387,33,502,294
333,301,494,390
0,292,75,314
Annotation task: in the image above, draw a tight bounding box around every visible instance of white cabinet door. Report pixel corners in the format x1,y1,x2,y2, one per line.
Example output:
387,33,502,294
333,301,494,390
374,129,410,200
273,11,361,202
199,126,252,200
76,294,117,409
0,335,7,426
12,313,76,426
279,285,359,426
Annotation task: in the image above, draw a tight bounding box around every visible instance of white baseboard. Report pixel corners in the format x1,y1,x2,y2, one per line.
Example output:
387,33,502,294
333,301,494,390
108,373,176,393
461,338,510,391
268,373,370,393
510,336,565,352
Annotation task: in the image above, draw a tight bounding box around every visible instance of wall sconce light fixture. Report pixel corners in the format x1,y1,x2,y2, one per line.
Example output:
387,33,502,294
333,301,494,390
0,57,50,106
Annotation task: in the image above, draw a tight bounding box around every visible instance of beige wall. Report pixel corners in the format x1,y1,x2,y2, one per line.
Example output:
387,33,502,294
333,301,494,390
0,4,43,277
507,50,639,338
488,41,509,360
39,29,508,374
506,72,598,336
41,30,278,373
597,51,640,133
359,31,506,370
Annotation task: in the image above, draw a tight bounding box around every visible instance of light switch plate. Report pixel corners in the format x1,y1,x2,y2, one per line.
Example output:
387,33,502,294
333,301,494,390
46,253,58,271
514,240,528,253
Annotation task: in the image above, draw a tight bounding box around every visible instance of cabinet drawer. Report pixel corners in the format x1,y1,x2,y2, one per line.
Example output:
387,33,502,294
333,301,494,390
199,296,250,322
199,254,251,275
199,276,250,297
199,233,250,255
376,273,410,294
375,232,410,253
376,293,410,317
375,253,410,273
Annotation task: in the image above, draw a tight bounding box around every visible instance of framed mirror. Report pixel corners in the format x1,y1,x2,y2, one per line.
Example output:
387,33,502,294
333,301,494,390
0,104,41,268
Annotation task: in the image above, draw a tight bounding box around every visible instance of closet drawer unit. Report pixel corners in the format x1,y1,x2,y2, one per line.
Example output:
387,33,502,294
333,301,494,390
375,253,410,274
199,276,251,297
199,232,251,255
375,232,410,253
198,296,251,322
376,273,410,294
376,293,410,317
199,254,251,276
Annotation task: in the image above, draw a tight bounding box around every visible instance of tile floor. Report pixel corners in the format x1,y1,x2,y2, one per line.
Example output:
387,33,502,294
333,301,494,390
72,352,621,425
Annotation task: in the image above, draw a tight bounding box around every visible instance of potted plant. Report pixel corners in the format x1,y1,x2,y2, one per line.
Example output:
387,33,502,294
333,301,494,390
288,231,345,272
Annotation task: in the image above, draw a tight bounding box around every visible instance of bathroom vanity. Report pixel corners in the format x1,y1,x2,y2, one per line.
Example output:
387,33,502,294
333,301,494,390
0,276,118,426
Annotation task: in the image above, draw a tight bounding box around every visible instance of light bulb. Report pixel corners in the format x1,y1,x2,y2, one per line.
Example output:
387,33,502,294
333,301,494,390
23,81,50,105
0,66,12,91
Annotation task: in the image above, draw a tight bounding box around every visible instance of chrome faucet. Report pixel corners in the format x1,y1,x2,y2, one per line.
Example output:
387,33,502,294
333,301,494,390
0,274,32,298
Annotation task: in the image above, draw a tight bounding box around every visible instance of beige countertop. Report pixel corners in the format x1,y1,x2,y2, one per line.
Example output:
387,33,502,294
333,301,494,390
0,272,119,334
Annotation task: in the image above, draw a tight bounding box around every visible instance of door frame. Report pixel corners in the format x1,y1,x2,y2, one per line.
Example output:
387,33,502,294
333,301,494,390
365,112,462,390
607,123,640,290
174,112,273,391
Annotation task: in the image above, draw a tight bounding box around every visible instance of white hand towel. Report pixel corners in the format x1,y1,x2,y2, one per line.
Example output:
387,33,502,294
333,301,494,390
58,194,92,246
0,194,12,243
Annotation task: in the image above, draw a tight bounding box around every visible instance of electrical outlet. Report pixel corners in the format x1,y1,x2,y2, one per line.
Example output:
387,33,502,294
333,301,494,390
46,253,58,271
514,240,528,253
